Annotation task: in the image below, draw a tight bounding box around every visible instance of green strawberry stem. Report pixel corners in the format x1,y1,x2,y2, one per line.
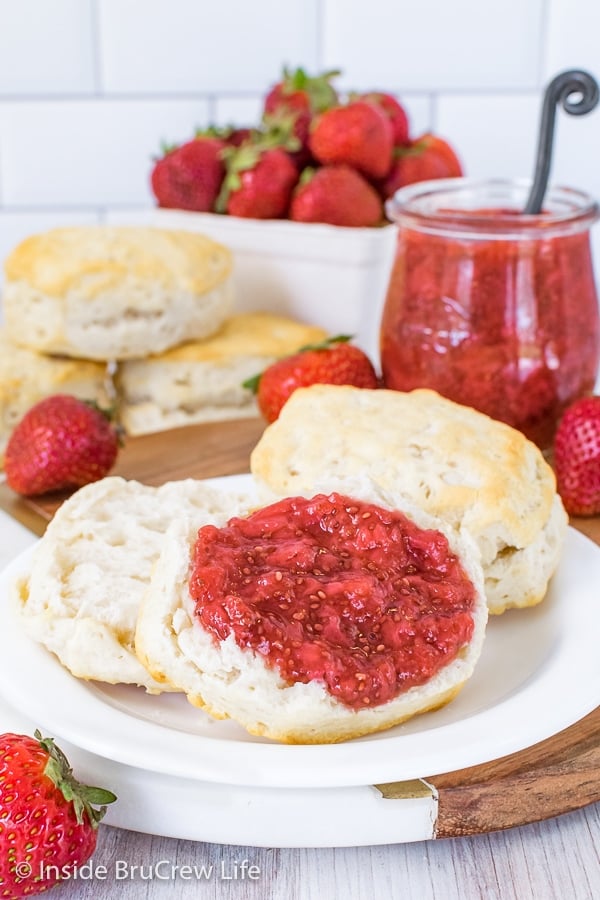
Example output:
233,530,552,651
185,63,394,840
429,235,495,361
298,166,316,187
242,372,262,393
281,67,341,112
154,140,179,160
195,124,232,140
260,111,302,152
393,140,427,159
35,730,117,829
84,399,126,447
297,334,353,352
242,334,354,393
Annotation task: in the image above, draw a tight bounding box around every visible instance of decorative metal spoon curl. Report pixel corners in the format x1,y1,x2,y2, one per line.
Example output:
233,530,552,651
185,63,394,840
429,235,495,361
524,69,599,214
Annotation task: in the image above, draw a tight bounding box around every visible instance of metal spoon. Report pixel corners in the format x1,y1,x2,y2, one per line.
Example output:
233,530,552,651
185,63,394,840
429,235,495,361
524,68,599,214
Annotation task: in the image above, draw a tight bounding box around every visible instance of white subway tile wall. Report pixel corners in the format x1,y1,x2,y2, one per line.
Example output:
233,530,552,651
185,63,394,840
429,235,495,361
0,99,211,206
321,0,545,91
98,0,320,94
1,0,600,269
0,0,95,95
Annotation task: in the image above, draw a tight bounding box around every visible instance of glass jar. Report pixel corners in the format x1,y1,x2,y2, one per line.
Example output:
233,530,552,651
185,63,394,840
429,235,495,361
380,178,600,449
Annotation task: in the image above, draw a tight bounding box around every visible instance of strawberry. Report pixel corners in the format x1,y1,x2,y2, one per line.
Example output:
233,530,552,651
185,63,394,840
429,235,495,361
4,395,119,497
216,137,299,219
224,126,254,147
264,67,340,118
150,136,226,212
309,100,394,180
554,396,600,516
246,335,379,423
264,66,340,149
290,165,383,227
359,91,410,146
0,730,116,898
381,133,463,198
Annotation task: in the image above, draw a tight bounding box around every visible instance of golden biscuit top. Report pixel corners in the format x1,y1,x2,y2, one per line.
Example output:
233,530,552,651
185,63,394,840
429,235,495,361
4,226,232,299
139,312,328,364
250,384,558,549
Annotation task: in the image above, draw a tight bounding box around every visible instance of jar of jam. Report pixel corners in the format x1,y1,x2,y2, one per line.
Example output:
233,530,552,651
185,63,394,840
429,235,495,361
380,178,600,449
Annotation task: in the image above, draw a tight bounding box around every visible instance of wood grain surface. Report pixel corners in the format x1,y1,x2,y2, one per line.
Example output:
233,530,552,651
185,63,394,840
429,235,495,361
0,415,598,842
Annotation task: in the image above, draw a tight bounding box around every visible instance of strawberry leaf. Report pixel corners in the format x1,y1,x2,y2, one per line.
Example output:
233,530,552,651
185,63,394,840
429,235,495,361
280,66,340,112
393,140,427,159
242,372,262,394
297,334,353,352
195,124,230,139
215,142,262,212
261,111,302,152
159,140,179,156
36,729,117,830
298,166,317,186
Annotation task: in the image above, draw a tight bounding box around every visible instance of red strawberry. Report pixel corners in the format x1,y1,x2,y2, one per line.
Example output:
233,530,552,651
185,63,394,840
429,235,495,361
554,396,600,516
224,126,254,147
290,165,383,227
150,136,226,212
264,67,340,117
246,336,379,423
381,133,463,198
0,730,116,898
264,66,340,148
360,91,410,146
4,395,120,497
309,100,394,180
216,140,299,219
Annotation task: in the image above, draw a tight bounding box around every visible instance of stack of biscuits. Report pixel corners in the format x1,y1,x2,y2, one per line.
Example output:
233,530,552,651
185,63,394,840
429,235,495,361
0,225,327,464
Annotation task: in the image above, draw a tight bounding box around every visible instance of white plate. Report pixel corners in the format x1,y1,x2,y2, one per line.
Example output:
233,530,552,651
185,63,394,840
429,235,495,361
0,691,439,847
0,475,599,790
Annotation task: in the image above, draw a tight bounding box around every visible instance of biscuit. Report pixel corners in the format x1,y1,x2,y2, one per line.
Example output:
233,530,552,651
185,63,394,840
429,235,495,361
115,312,327,435
14,476,253,691
250,385,568,614
0,329,109,466
135,475,488,743
3,226,233,360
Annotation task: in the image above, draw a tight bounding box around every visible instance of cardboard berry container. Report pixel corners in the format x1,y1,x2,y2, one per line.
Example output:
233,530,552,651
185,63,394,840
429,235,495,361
106,208,397,366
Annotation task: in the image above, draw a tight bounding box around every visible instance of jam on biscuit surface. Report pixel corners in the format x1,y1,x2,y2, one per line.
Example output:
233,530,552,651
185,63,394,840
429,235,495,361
189,493,476,710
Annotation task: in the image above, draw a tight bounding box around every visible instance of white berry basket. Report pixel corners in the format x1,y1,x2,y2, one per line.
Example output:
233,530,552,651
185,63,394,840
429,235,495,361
105,208,398,367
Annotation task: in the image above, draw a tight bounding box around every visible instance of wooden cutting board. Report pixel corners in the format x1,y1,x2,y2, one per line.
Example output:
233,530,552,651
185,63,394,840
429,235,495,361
0,416,267,535
0,415,598,838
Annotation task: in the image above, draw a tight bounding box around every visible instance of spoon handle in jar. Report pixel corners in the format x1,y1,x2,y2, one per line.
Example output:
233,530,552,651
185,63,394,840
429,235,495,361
524,69,599,215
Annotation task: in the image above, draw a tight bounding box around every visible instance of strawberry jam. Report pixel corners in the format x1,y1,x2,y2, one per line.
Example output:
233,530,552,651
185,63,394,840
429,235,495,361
381,180,600,450
189,493,476,710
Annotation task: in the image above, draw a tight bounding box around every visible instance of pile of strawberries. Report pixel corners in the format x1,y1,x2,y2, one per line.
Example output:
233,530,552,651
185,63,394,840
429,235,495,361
150,67,463,227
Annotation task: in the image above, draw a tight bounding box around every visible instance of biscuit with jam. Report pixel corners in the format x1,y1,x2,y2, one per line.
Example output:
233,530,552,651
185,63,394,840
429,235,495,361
135,476,487,743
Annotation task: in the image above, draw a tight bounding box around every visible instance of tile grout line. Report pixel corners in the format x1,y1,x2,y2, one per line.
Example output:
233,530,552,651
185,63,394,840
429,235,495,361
0,88,545,104
90,0,103,96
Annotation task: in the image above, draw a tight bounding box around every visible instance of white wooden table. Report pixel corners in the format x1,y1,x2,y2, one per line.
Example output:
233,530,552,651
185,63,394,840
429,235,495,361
23,804,600,900
1,512,599,900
